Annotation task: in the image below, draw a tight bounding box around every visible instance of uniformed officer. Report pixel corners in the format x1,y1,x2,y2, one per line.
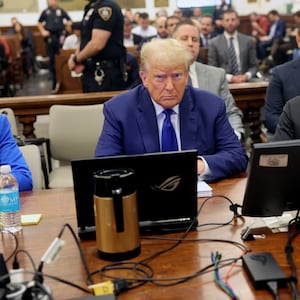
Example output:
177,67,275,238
67,0,127,93
38,0,72,93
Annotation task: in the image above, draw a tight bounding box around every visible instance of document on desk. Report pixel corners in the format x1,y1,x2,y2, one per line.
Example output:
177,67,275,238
197,178,212,197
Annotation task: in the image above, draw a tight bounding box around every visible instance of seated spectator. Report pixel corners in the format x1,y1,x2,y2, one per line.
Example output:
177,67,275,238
199,14,217,48
273,11,300,65
192,7,202,21
8,17,35,76
264,27,300,135
0,114,32,191
123,16,134,47
123,8,134,23
62,21,81,50
173,8,183,19
166,15,181,37
137,16,168,50
208,9,258,83
212,0,231,35
249,12,270,38
173,19,245,142
95,38,248,182
131,12,157,45
0,39,9,71
256,10,286,66
273,95,300,141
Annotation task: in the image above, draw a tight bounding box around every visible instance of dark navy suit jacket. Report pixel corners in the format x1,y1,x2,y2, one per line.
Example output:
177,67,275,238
95,85,248,182
265,57,300,133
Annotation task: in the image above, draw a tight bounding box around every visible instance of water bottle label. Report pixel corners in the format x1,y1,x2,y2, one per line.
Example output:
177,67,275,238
0,191,20,212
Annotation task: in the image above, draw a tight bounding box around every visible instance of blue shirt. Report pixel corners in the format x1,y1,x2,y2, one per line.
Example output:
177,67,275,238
0,115,32,191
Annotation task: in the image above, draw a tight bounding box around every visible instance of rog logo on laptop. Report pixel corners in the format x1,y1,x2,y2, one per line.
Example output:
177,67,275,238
151,176,181,192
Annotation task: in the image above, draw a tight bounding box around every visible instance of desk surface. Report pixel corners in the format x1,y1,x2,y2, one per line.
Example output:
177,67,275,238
0,177,297,300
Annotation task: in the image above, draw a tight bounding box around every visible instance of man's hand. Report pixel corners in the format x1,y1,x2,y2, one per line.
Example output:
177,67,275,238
68,54,85,73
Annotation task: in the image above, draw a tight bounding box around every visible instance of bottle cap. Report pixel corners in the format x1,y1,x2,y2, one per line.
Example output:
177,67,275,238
0,165,11,174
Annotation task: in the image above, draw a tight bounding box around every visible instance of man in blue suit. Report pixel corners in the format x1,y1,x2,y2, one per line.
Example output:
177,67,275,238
264,56,300,134
95,38,248,182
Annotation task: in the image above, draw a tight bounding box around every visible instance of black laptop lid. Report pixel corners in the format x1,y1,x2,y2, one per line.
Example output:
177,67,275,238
71,150,198,239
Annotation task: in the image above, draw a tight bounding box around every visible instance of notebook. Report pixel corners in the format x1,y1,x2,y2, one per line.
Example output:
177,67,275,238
71,150,198,239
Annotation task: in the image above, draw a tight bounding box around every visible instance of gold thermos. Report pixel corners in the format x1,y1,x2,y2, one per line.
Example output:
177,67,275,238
93,168,141,261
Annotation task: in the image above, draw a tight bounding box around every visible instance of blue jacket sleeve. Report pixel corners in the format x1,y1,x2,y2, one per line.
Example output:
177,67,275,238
0,116,33,191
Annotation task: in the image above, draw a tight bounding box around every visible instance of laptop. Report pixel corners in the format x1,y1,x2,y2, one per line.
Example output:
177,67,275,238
71,150,198,239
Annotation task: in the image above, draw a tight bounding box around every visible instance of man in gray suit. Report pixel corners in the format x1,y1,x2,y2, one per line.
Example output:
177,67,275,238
208,9,258,83
173,19,245,142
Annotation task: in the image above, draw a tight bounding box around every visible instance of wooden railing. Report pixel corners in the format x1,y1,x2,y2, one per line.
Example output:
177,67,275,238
0,81,268,138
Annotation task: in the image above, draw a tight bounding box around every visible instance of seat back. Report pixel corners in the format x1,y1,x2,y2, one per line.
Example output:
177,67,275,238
0,107,18,137
48,104,104,161
19,144,44,190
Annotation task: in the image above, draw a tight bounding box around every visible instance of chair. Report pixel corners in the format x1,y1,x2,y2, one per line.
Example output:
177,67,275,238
19,144,44,190
48,104,104,188
0,107,19,137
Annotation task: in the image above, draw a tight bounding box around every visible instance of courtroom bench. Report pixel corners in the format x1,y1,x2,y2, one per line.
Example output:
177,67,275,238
0,81,268,138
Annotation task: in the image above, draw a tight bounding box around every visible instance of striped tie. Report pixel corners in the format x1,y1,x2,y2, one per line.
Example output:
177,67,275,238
229,37,238,75
161,109,178,152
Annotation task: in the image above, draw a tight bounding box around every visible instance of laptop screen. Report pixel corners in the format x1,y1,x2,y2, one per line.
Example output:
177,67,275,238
71,150,198,239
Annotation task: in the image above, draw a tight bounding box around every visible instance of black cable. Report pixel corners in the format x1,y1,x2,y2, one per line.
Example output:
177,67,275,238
197,194,244,228
4,231,19,264
285,212,300,300
12,249,37,272
266,280,280,300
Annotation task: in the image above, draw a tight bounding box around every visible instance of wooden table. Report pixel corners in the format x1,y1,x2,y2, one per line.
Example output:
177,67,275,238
0,81,268,138
0,177,298,300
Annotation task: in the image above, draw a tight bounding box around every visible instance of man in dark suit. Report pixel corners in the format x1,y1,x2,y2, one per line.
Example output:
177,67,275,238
264,56,300,134
95,38,248,182
208,9,258,83
256,10,286,65
273,95,300,141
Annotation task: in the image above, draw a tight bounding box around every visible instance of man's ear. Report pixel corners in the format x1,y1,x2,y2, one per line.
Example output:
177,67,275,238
139,71,147,86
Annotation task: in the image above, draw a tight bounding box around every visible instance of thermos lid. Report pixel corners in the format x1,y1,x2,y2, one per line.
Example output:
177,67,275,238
93,168,136,197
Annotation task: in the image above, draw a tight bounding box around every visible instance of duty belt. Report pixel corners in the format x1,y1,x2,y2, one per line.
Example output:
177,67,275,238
98,60,119,69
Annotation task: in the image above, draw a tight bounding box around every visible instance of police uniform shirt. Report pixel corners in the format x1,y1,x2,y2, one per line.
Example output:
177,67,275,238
38,6,71,33
80,0,124,60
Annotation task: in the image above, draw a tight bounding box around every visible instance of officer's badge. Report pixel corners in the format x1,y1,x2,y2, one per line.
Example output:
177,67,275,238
98,7,112,21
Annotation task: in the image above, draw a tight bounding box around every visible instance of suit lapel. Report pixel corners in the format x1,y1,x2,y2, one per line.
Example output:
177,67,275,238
136,88,161,152
179,87,198,150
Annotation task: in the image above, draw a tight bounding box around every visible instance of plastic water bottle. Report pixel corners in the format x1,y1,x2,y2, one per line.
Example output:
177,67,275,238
0,165,22,233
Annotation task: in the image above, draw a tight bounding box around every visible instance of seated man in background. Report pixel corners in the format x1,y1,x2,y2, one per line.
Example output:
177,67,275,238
95,38,248,182
264,26,300,136
166,15,181,37
249,12,270,39
0,115,32,191
62,21,81,50
173,19,245,142
208,9,258,83
256,10,286,66
131,12,157,45
273,95,300,141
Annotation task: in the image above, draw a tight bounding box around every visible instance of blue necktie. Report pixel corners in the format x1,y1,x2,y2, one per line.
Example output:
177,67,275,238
161,109,178,152
229,37,238,75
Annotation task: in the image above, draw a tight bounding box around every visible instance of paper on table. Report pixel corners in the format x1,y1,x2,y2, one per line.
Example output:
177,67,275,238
197,179,212,197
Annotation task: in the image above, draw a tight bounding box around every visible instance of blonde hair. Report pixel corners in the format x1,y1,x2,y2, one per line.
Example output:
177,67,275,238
140,38,192,72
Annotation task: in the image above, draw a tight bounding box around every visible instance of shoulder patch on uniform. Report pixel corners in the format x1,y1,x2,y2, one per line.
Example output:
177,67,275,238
98,7,112,21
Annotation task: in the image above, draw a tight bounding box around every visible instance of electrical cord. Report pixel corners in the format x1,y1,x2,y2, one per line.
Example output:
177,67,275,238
266,280,280,300
4,231,19,264
197,194,244,228
285,211,300,300
93,195,249,295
